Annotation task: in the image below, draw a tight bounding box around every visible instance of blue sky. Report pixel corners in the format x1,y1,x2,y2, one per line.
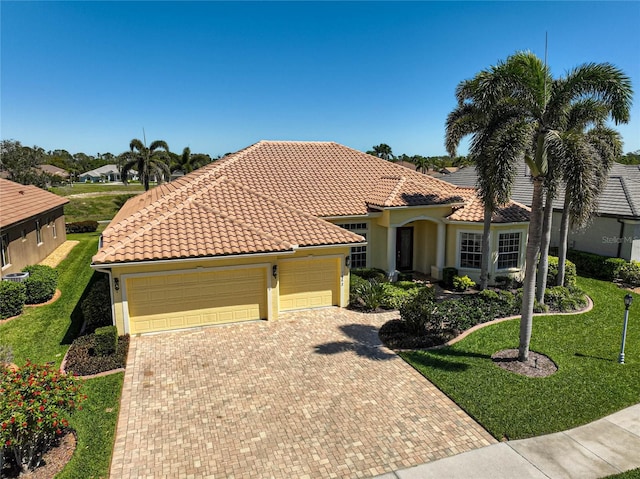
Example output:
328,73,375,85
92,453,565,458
2,1,639,158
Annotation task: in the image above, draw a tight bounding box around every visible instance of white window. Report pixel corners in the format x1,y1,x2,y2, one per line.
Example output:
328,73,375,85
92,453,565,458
36,220,42,245
338,223,368,268
498,232,521,269
459,232,482,269
1,234,9,268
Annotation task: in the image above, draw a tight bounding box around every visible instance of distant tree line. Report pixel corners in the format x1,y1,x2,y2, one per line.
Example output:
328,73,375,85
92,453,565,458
366,143,472,172
0,139,218,190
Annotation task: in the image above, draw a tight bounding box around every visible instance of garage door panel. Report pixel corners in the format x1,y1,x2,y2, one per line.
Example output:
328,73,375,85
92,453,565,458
279,258,339,312
127,267,267,334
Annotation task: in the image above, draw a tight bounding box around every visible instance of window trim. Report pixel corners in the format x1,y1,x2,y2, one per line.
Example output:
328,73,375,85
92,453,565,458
1,234,10,269
457,230,483,270
496,230,522,271
337,222,368,269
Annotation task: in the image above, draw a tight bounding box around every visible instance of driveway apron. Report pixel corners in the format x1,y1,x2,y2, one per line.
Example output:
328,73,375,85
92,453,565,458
110,308,495,478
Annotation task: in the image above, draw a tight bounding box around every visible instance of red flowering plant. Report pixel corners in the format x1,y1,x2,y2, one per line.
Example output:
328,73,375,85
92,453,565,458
0,361,86,473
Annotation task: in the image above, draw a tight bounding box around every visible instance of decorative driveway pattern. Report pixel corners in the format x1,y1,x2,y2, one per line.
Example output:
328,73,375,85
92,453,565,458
111,308,495,478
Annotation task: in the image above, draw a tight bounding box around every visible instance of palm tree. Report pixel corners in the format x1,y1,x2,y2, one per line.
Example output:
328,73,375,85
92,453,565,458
412,155,430,174
170,147,211,176
446,97,528,290
121,138,171,191
458,52,632,361
557,125,622,286
367,144,395,161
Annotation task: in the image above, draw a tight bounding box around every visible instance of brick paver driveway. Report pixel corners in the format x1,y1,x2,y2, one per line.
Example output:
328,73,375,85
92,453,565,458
111,308,495,478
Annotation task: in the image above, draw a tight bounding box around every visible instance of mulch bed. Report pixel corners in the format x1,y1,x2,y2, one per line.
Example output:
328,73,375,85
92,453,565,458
63,334,129,376
1,431,76,479
378,319,459,349
491,349,558,377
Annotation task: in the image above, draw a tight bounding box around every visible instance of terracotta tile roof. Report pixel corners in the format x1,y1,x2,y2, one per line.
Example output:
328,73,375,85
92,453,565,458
94,174,364,264
447,194,530,223
95,141,530,265
36,164,70,178
0,178,69,229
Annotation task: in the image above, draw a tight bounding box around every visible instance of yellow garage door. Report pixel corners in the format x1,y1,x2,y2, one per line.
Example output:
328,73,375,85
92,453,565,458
279,258,339,311
127,268,267,334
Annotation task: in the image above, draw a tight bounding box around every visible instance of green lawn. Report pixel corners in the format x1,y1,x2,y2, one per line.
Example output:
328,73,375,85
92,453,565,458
402,276,640,440
51,183,145,196
0,232,123,478
64,194,136,223
604,469,640,479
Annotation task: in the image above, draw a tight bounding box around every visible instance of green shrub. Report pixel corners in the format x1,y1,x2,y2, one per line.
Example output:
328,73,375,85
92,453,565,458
494,275,523,290
619,261,640,287
397,272,413,281
453,275,476,292
65,220,99,233
0,281,26,319
22,265,58,304
81,277,112,332
93,326,118,356
566,250,625,281
350,268,387,282
353,279,386,312
478,289,500,301
442,267,458,288
544,286,588,312
393,281,421,291
546,256,577,288
399,287,437,335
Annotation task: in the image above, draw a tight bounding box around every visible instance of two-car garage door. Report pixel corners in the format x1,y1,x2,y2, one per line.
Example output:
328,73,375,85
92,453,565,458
125,257,341,334
127,268,267,335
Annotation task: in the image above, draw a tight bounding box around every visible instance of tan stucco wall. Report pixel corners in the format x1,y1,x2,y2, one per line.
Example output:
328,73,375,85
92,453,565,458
104,245,351,335
1,207,67,275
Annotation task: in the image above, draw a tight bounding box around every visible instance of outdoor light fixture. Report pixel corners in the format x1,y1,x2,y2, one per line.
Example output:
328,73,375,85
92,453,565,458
345,256,351,268
272,265,278,278
619,293,633,364
114,278,120,291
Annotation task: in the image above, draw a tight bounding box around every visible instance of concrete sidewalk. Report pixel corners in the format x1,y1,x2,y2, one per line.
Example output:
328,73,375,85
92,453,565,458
373,404,640,479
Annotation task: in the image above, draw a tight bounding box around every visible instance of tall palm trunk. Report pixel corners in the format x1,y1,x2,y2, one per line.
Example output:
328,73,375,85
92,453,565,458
535,190,555,302
519,175,545,362
480,202,492,290
557,194,572,286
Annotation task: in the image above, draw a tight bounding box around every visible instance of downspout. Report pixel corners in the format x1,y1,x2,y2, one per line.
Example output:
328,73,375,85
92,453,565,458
617,219,625,258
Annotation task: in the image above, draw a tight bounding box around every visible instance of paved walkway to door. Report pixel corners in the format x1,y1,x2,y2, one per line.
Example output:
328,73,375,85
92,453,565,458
110,308,495,478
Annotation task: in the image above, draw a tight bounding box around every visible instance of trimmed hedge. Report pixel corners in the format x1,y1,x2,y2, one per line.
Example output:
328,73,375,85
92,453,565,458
64,334,129,376
65,220,99,233
81,277,112,333
94,326,118,356
547,256,577,288
22,265,58,304
0,281,26,319
399,287,437,335
350,268,387,282
618,261,640,287
566,250,626,281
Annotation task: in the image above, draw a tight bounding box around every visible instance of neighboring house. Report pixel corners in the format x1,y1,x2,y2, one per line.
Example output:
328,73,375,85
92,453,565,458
0,178,69,275
79,164,131,183
36,164,70,180
442,162,640,261
92,141,530,336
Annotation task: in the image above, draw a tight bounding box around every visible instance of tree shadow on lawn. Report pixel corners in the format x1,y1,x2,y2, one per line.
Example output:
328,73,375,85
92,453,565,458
402,348,492,373
60,271,103,345
314,324,396,361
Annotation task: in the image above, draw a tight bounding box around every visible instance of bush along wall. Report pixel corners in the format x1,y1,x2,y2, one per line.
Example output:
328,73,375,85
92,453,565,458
22,265,58,304
65,220,99,233
0,281,26,319
81,276,112,333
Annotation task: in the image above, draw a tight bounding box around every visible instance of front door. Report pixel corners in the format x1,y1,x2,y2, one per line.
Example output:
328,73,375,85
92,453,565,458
396,227,414,271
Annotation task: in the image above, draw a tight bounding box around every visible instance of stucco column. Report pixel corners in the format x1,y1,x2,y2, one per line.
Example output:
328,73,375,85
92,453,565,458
387,226,397,277
433,222,446,279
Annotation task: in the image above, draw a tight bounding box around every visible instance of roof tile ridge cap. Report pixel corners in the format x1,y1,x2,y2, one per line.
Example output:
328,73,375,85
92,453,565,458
99,188,206,260
222,176,337,225
619,177,639,216
106,169,223,234
384,176,407,207
191,195,293,251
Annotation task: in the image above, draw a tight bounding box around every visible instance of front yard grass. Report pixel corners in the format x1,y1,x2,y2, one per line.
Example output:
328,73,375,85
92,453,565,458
0,231,123,478
51,183,145,196
402,276,640,440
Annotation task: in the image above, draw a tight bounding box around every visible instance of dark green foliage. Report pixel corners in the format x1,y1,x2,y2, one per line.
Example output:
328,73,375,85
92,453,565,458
397,272,413,281
442,267,458,288
381,284,425,310
547,256,577,288
0,281,26,318
93,326,118,356
22,265,58,304
618,261,640,286
81,276,112,333
353,279,386,311
65,220,99,233
544,286,588,312
567,250,625,281
351,268,387,282
399,287,437,335
393,281,421,291
64,335,129,376
495,275,523,289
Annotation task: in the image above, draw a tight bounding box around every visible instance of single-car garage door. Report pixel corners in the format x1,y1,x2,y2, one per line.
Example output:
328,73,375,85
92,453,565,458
279,258,340,311
126,267,267,334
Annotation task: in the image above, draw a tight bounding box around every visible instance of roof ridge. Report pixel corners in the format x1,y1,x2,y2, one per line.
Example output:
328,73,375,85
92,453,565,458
384,176,407,207
620,177,639,216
